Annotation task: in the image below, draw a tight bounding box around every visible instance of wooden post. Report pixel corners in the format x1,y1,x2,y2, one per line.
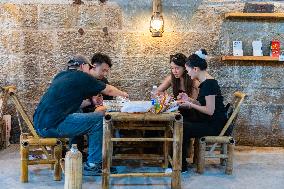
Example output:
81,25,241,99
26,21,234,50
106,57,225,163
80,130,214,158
0,119,5,149
20,141,29,182
226,143,234,175
171,115,182,189
220,143,228,166
102,115,112,189
3,115,11,148
53,141,62,181
0,89,9,149
197,139,205,174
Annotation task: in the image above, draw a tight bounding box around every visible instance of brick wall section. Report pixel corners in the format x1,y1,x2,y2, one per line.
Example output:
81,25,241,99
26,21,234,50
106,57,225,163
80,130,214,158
0,0,283,146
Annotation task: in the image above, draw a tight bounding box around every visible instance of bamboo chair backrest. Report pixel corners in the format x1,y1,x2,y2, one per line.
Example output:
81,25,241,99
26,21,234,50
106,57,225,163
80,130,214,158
219,91,246,137
1,86,38,137
208,91,246,153
9,93,40,138
1,86,52,159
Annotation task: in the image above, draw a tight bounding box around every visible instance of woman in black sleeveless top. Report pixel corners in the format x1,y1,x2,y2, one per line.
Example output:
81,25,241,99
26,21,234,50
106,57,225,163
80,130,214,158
178,49,227,173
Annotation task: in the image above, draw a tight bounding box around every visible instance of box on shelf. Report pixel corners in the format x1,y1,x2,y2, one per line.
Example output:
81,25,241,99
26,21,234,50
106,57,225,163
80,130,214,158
243,3,274,13
279,51,284,61
252,41,263,56
233,41,243,56
270,41,280,57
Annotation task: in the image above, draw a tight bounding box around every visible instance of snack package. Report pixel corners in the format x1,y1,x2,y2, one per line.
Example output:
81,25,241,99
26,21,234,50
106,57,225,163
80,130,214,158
150,93,179,114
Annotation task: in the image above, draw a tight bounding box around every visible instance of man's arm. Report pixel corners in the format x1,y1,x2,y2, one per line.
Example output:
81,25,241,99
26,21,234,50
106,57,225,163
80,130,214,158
101,84,129,98
80,99,92,108
100,78,113,100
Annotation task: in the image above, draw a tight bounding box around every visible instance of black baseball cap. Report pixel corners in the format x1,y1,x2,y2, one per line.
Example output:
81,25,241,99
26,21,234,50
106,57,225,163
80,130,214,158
67,55,92,69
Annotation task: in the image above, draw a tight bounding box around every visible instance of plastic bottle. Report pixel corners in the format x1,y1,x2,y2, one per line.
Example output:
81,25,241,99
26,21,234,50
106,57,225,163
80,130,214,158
150,85,158,105
64,144,82,189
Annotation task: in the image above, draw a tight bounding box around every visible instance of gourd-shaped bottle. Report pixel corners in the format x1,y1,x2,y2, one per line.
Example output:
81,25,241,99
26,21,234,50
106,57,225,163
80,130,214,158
64,144,82,189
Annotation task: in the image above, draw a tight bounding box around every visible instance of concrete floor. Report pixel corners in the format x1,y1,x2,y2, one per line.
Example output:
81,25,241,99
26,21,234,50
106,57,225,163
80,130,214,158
1,145,284,189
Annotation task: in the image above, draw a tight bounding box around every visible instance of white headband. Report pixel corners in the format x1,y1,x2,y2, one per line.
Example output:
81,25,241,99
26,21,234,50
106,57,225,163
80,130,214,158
195,49,207,59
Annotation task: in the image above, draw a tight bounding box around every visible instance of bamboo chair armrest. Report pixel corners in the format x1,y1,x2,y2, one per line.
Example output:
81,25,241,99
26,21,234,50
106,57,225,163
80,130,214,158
21,138,62,146
200,136,235,144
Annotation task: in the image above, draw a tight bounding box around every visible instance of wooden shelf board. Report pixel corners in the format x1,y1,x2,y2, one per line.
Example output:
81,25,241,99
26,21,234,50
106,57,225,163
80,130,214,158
225,13,284,19
222,56,281,62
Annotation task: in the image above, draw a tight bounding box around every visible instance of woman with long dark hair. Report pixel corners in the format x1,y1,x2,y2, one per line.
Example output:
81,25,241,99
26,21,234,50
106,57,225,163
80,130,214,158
157,53,199,99
157,53,199,173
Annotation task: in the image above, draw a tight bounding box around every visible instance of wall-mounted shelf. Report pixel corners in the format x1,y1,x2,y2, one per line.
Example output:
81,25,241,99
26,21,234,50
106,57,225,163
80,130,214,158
225,13,284,20
222,56,282,62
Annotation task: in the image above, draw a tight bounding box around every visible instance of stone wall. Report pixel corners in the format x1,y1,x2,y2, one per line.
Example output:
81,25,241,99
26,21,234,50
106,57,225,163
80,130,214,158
0,0,283,146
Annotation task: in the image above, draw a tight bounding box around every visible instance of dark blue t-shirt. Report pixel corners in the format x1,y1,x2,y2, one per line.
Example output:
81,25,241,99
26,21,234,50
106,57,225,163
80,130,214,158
33,70,106,130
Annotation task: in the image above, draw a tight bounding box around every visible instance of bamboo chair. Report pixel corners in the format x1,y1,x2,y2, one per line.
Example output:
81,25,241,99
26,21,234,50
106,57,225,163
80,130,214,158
1,86,62,183
197,91,246,175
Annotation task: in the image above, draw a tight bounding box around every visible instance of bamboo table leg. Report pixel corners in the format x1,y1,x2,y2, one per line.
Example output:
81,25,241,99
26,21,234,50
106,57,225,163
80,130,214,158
171,115,183,189
102,115,112,189
163,124,171,168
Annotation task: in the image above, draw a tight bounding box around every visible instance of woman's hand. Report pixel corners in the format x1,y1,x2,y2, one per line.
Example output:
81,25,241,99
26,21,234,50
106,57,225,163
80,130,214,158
179,101,192,109
177,92,200,105
177,92,189,102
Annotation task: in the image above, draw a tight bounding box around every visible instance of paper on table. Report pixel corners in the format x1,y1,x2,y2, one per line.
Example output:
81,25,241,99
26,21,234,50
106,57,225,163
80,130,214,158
121,101,152,113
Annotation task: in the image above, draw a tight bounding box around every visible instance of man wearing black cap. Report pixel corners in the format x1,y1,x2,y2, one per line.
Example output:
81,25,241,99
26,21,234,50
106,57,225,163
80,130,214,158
33,55,128,176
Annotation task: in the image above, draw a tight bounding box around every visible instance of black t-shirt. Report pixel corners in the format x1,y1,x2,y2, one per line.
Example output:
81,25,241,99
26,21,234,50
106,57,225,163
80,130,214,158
33,70,106,130
82,77,113,113
197,79,226,120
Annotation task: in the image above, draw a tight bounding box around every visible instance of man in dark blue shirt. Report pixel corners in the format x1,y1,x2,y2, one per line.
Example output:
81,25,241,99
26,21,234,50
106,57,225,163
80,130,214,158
33,55,128,176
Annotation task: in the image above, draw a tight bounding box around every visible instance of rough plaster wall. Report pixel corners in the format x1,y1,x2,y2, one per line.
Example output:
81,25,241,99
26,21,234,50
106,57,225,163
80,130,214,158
0,0,283,146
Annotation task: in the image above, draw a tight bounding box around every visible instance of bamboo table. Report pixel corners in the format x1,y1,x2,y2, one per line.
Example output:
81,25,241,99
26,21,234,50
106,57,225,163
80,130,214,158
102,112,183,189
